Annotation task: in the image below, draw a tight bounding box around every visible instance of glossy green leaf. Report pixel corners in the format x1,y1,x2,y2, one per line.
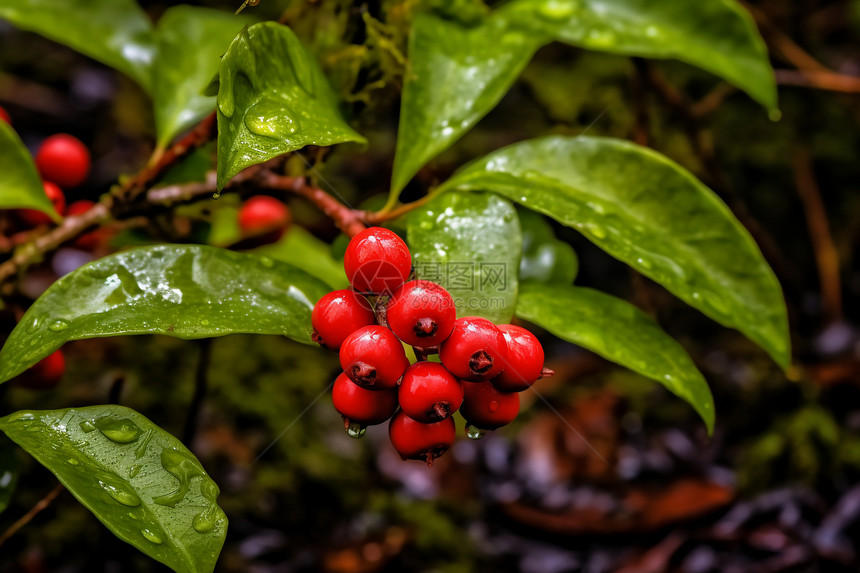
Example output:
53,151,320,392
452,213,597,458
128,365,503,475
516,283,714,432
255,227,348,290
498,0,775,110
407,193,520,323
0,122,58,219
153,7,253,149
0,406,226,573
215,22,366,189
0,0,155,92
439,136,790,367
390,13,536,196
0,437,20,515
519,209,578,284
0,245,329,384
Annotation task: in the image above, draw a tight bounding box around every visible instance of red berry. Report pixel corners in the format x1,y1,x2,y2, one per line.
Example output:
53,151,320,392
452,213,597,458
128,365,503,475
344,227,411,295
388,410,456,464
339,325,410,389
35,134,91,188
386,280,456,347
18,181,66,226
398,362,464,423
460,380,519,430
0,106,11,124
439,317,508,381
238,196,290,236
492,325,545,392
15,350,65,390
311,289,375,350
332,372,398,426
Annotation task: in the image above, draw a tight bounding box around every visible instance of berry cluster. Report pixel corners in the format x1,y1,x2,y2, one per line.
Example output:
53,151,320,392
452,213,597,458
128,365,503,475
312,227,553,465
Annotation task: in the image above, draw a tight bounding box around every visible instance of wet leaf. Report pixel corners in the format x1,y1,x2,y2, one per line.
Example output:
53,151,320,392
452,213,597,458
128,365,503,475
0,245,329,384
0,122,59,219
215,22,366,189
516,283,714,432
153,6,254,148
0,0,155,91
255,227,348,290
407,192,521,324
0,406,226,573
440,136,790,368
519,209,578,284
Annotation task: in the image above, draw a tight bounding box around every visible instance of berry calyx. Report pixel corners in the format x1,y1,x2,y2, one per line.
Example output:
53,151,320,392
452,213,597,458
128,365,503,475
398,362,464,423
339,325,410,389
35,134,90,188
344,227,411,295
311,289,375,350
238,196,291,237
19,181,66,226
439,317,509,381
388,410,456,465
460,380,520,430
332,372,398,427
386,280,456,347
492,324,547,392
15,350,65,390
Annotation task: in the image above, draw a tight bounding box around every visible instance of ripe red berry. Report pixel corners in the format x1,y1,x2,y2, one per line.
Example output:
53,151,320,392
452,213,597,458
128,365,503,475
386,280,456,347
439,317,509,381
339,325,410,389
344,227,411,295
332,372,398,426
0,106,11,124
35,134,91,188
398,362,464,422
460,380,520,430
19,181,66,226
388,410,456,464
15,350,65,390
492,324,546,392
238,196,291,236
311,289,375,350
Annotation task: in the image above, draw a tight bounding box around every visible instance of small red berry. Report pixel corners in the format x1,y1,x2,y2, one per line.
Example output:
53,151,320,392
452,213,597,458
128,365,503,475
35,134,91,188
439,317,509,381
311,289,375,350
388,410,456,464
0,106,11,124
492,324,546,392
386,280,456,347
15,350,65,390
238,196,291,237
460,380,519,430
398,362,464,423
332,372,398,426
339,325,410,389
18,181,66,226
344,227,412,295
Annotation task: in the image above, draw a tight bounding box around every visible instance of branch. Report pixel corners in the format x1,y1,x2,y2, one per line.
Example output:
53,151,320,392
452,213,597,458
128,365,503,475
0,483,64,548
775,69,860,94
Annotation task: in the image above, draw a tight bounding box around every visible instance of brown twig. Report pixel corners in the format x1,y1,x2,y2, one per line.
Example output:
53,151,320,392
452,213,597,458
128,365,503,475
0,483,64,548
793,147,842,325
775,69,860,94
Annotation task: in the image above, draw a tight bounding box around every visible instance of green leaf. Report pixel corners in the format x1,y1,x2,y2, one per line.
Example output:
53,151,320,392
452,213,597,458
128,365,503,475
153,7,253,149
215,22,366,189
0,245,329,384
439,136,790,368
497,0,776,111
0,122,59,219
0,437,20,515
406,192,521,323
0,0,155,92
0,406,226,573
516,283,714,433
519,209,578,284
390,13,537,196
255,227,348,290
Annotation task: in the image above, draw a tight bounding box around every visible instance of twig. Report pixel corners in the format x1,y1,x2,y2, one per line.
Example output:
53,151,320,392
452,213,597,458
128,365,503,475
741,1,830,74
0,483,64,548
183,338,212,445
793,147,842,325
775,69,860,94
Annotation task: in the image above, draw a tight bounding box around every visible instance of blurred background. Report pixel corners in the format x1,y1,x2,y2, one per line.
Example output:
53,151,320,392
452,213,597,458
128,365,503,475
2,0,860,571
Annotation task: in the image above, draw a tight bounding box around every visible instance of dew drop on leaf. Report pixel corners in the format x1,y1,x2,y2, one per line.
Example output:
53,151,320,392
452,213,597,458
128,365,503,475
94,417,143,444
141,528,163,544
99,480,141,507
47,319,70,332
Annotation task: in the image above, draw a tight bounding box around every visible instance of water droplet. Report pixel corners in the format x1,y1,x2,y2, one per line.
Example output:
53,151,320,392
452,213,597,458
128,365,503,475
129,464,142,479
99,480,141,507
538,0,576,19
585,223,607,239
200,319,210,326
346,422,366,439
645,25,659,37
488,400,500,413
465,423,487,440
94,417,143,444
259,256,274,268
67,459,80,465
768,109,782,122
141,529,162,544
192,513,215,533
636,257,652,269
7,412,34,422
47,319,69,332
212,191,221,200
79,420,97,433
217,95,234,119
153,449,204,507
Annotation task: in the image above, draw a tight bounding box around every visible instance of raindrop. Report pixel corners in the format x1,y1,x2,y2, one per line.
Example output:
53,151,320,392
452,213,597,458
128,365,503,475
259,256,274,268
537,0,576,20
212,191,221,200
7,412,34,422
192,512,215,533
94,417,143,444
67,459,80,465
99,480,141,507
586,223,607,239
142,529,163,544
465,424,487,440
200,319,210,326
80,420,97,433
153,449,204,507
346,422,366,439
47,319,69,332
